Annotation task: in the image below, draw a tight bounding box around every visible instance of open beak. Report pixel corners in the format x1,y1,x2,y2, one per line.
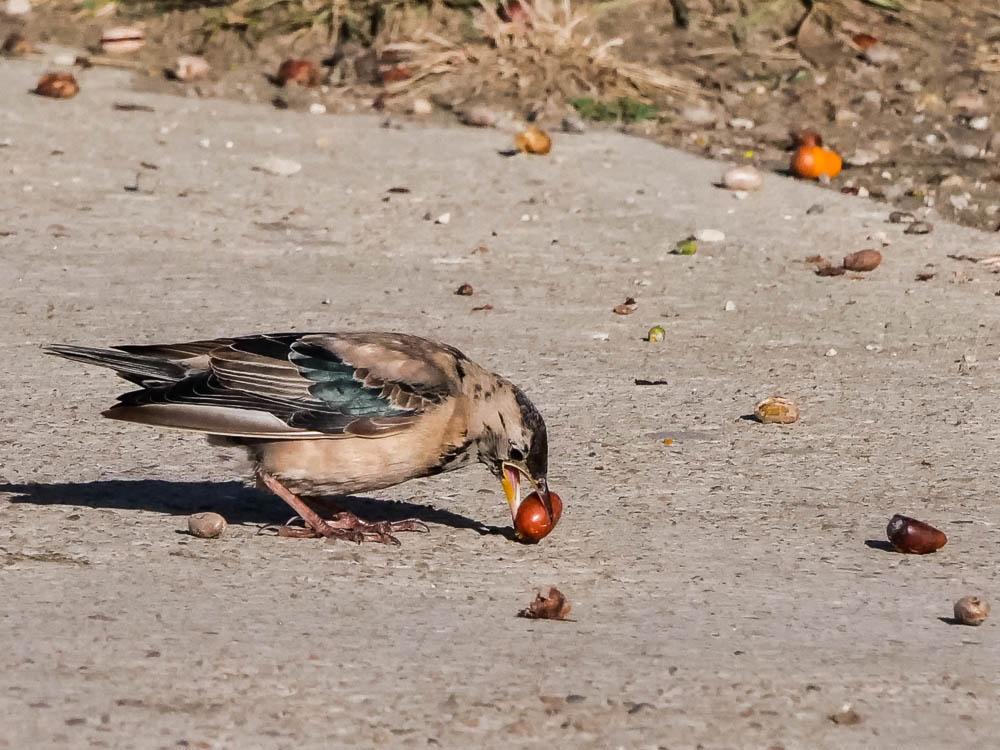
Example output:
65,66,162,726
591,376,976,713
501,462,552,520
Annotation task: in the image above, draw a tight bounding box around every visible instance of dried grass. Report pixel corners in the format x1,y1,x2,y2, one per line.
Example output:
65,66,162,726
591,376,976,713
377,0,699,103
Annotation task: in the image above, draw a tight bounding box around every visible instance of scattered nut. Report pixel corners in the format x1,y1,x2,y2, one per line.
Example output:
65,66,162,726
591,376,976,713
647,325,665,342
455,283,474,296
612,297,637,315
276,58,319,87
34,72,79,99
829,703,862,726
517,587,572,620
515,126,552,155
100,26,145,55
953,596,990,626
721,165,763,191
843,249,882,272
754,396,799,424
188,512,227,539
886,514,947,554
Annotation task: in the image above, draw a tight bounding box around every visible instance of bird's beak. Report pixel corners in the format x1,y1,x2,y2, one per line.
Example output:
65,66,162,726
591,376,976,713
501,462,551,520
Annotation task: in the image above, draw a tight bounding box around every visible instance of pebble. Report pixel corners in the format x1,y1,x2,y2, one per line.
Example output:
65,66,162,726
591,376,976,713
846,149,879,166
825,348,837,357
434,212,451,225
904,221,933,235
308,102,327,115
863,43,901,66
724,300,736,312
174,55,210,82
949,194,970,211
4,0,31,14
188,512,227,539
728,117,754,130
969,116,990,131
806,203,824,215
695,229,725,243
834,109,860,124
721,165,762,191
52,52,77,66
861,90,882,108
898,78,922,93
459,106,497,127
410,98,432,116
950,92,986,113
681,105,717,125
253,156,302,177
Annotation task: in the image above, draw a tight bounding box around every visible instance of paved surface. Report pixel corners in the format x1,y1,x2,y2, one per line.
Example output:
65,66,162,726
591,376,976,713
2,58,999,750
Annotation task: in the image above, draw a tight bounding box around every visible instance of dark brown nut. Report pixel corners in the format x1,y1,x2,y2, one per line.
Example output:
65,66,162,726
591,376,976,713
886,514,947,554
34,72,79,99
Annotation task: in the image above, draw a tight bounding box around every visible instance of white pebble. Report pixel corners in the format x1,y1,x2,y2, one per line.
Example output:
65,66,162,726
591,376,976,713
591,332,610,341
4,0,31,15
410,98,432,116
308,102,327,115
724,300,736,312
721,165,763,191
52,53,77,66
825,348,837,357
969,116,990,131
695,229,726,243
434,212,451,225
728,117,754,130
174,55,210,82
520,214,531,222
198,138,211,149
253,156,302,177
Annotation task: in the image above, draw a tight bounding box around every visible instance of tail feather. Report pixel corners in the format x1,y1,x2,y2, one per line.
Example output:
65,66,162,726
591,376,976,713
43,344,189,387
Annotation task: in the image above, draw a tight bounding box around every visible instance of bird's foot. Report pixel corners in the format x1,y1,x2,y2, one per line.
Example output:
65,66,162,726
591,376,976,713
276,512,429,546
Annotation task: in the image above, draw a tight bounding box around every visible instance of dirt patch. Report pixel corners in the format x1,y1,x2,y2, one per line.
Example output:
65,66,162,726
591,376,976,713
4,0,1000,231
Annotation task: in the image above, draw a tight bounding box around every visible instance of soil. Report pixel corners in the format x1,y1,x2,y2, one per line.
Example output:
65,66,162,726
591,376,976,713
5,1,1000,232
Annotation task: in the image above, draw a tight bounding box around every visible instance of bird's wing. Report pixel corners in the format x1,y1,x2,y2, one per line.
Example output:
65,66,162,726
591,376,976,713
106,332,464,439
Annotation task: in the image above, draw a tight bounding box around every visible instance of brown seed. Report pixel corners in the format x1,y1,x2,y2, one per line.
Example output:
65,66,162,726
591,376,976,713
885,514,947,554
515,126,552,155
843,249,882,272
34,72,79,99
455,283,474,296
953,596,990,626
276,59,319,87
754,396,799,424
612,296,637,315
188,512,227,539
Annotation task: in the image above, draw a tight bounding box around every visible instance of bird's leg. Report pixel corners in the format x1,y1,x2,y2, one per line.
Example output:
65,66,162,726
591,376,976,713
256,471,363,544
257,473,429,545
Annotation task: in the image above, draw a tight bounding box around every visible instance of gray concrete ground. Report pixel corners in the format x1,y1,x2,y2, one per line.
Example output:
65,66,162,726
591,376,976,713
2,58,999,750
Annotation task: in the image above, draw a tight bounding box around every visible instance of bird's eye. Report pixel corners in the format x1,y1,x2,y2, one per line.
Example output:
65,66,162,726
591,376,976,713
509,446,525,462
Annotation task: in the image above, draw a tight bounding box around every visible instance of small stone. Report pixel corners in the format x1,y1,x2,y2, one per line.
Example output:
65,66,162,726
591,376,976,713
308,102,327,115
434,212,451,225
695,228,725,243
253,156,301,177
455,283,473,296
806,204,825,215
846,149,879,166
728,117,754,130
188,512,227,539
834,109,860,124
724,300,736,312
969,116,990,131
898,78,922,93
940,174,964,188
829,703,862,726
861,90,882,108
863,43,900,66
173,55,210,82
459,106,497,127
856,186,870,198
949,194,970,211
721,165,763,191
754,396,799,425
680,104,717,125
904,221,932,235
825,348,837,357
953,143,980,159
410,98,432,116
950,92,987,113
915,93,946,114
4,0,31,15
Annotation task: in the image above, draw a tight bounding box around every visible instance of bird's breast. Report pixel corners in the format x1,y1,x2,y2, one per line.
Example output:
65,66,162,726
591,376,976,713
251,400,471,496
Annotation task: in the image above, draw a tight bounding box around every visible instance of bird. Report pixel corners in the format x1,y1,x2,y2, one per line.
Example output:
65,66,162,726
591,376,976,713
44,331,552,545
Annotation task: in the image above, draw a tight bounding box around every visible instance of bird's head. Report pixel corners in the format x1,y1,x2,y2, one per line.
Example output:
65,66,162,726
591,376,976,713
473,381,550,522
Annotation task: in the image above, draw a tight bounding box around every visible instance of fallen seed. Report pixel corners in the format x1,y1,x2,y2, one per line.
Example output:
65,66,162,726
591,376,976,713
188,512,227,539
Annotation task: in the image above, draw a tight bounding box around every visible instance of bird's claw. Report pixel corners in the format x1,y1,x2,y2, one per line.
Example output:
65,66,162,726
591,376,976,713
268,512,428,545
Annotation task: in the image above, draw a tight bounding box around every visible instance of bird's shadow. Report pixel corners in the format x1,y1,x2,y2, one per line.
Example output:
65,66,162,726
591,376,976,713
0,480,516,539
863,539,896,553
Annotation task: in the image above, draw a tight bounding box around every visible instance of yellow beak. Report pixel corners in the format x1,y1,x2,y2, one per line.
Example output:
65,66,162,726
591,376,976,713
501,463,524,519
